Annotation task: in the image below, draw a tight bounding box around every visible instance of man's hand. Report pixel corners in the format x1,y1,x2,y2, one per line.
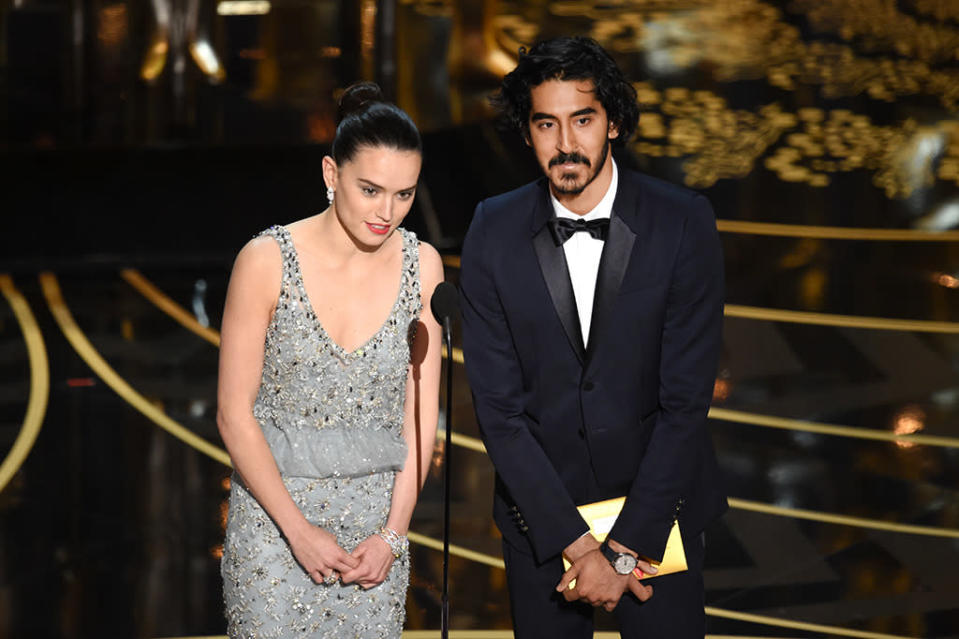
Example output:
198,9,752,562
563,532,600,563
556,549,632,611
606,538,656,604
560,534,624,609
556,538,655,611
625,573,654,607
607,538,659,580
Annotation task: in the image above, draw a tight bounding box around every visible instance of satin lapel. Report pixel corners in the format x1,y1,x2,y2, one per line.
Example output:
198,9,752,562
585,214,636,366
532,225,586,364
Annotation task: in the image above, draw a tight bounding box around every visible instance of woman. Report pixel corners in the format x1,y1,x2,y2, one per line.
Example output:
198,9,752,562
217,82,443,637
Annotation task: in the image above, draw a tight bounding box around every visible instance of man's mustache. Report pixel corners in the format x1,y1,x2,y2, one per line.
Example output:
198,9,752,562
549,152,591,168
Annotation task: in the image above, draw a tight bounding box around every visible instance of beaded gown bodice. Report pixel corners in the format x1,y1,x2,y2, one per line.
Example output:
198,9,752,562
252,225,422,479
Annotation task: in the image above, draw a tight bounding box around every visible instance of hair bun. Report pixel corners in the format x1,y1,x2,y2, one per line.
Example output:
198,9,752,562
337,82,384,124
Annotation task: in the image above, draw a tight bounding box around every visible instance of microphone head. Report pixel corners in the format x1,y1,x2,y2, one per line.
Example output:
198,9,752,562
430,281,459,324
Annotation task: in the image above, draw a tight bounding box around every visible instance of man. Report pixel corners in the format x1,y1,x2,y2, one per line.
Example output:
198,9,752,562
460,36,727,638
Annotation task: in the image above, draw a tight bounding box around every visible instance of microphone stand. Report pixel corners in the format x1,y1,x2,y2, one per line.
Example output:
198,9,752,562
441,314,453,639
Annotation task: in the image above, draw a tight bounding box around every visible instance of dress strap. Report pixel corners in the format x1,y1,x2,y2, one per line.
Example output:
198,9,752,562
399,228,423,320
257,225,303,304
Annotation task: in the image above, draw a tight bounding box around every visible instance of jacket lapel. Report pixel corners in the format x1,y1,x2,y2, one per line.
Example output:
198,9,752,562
531,181,586,364
585,175,639,366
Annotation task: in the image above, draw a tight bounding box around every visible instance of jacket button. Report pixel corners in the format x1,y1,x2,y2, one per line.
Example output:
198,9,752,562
583,381,595,391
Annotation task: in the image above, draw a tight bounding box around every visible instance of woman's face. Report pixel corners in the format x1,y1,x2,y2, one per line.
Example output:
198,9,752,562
323,146,421,249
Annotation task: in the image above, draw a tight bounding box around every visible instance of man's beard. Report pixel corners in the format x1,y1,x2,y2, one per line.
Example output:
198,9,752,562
549,139,610,196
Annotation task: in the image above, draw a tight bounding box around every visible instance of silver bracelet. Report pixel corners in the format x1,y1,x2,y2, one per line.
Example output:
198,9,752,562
377,527,409,558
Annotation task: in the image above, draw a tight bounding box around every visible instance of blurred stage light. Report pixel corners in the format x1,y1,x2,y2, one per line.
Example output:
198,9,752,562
931,271,959,289
97,5,128,49
217,0,270,16
916,200,959,231
713,378,731,402
189,399,208,418
892,405,925,449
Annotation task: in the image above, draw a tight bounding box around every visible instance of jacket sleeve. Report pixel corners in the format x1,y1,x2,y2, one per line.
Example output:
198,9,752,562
607,194,725,561
460,201,589,562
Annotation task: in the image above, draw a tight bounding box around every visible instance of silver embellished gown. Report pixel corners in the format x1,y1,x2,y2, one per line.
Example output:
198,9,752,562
222,225,421,638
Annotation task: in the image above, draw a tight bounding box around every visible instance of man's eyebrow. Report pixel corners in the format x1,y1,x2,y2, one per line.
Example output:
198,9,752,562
530,107,597,121
530,112,557,122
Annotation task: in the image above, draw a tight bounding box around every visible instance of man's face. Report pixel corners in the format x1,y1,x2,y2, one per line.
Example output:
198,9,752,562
526,78,619,196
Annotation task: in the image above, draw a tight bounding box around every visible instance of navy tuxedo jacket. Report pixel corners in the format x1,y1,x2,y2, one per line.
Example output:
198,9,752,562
460,168,728,565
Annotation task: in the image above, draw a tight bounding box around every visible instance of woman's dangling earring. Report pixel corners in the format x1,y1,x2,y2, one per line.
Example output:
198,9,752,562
327,185,335,204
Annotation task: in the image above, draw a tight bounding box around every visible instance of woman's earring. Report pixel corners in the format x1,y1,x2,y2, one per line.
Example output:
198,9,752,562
327,186,335,203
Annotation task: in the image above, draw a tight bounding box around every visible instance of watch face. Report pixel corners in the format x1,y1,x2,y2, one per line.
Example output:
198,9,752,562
613,553,638,575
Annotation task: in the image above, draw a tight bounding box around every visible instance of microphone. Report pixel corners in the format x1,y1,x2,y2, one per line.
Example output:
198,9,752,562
430,281,459,332
430,280,458,639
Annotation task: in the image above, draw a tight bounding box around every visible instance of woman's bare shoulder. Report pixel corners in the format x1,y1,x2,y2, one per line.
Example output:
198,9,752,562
415,240,445,291
235,233,283,271
227,232,286,308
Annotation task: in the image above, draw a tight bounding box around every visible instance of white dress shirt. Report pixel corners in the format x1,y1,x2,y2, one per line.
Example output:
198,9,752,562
549,160,618,347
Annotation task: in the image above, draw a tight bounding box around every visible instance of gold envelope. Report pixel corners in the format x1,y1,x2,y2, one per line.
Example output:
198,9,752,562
563,496,686,586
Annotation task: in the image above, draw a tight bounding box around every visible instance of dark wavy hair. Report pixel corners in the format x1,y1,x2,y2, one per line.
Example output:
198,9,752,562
491,36,639,146
331,82,422,163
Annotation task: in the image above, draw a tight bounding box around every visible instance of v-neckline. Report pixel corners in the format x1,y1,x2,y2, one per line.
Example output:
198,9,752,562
283,226,407,359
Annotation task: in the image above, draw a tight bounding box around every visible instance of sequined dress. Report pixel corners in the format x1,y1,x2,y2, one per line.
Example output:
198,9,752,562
222,225,421,638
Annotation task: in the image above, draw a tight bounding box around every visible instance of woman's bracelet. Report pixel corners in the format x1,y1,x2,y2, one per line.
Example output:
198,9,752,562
377,527,409,558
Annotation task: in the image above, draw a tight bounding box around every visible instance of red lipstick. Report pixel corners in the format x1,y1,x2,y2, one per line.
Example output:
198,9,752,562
366,222,390,235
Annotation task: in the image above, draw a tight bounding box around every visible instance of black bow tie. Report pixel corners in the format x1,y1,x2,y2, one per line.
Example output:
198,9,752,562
548,217,610,246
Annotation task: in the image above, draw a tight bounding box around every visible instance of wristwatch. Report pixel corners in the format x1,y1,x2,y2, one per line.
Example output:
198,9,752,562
599,540,638,575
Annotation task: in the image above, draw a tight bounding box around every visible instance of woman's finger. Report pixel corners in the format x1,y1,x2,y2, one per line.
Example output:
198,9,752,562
333,552,360,572
360,575,385,589
342,563,375,584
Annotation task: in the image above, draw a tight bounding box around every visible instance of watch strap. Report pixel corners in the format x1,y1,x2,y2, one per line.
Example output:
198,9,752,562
598,540,617,565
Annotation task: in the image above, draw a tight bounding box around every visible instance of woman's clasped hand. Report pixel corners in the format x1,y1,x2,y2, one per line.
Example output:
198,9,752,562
341,534,398,589
287,522,358,585
288,524,399,589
